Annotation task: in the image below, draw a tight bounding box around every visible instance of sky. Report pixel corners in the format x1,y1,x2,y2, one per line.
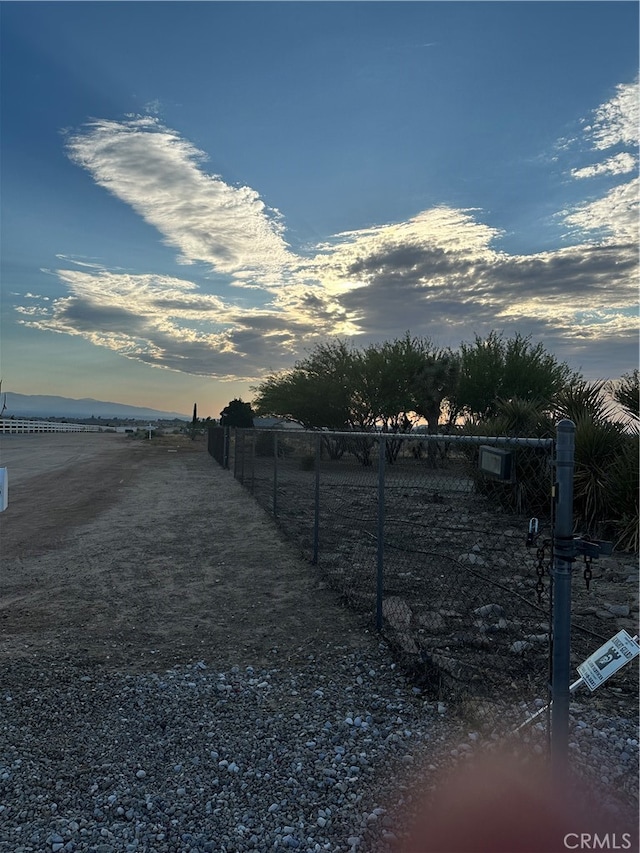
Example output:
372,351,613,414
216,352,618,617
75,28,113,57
1,1,638,419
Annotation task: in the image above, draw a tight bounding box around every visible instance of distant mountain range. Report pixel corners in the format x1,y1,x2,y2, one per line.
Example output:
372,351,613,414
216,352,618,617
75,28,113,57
1,392,190,421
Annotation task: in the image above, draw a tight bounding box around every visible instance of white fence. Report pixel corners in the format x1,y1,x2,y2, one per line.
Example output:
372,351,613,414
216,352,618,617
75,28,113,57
0,419,103,434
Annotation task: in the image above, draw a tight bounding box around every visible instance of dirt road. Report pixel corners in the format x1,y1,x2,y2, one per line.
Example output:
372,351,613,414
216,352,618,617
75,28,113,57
0,434,375,672
0,432,125,485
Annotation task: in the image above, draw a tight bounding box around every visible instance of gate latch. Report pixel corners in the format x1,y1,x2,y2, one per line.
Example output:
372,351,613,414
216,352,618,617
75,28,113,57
572,536,614,559
526,517,539,548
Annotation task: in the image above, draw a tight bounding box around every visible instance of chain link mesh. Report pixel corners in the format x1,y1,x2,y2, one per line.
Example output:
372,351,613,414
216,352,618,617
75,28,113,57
214,425,638,805
226,428,554,741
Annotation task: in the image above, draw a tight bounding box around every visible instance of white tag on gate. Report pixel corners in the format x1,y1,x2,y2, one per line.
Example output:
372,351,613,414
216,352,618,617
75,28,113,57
577,629,640,691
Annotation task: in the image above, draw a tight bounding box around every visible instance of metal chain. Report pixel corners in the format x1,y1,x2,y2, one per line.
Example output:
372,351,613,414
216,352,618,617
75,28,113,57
583,555,593,590
528,518,549,603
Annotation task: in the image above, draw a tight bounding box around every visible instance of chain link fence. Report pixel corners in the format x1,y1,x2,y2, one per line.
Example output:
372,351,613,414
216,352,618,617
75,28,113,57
214,426,559,745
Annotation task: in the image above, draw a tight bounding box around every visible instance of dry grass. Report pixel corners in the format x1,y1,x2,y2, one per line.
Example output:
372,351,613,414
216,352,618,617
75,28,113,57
131,432,207,453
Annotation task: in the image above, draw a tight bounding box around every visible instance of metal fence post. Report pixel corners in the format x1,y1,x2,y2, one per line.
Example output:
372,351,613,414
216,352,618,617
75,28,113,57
376,435,386,631
240,430,246,484
312,433,321,564
223,427,230,469
250,430,256,495
273,431,279,516
551,418,576,778
233,428,239,479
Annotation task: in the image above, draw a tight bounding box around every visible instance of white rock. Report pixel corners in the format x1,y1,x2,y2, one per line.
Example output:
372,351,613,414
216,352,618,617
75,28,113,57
510,641,533,654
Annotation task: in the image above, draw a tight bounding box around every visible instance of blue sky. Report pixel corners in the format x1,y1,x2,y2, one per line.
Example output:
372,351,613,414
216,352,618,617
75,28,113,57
1,2,638,418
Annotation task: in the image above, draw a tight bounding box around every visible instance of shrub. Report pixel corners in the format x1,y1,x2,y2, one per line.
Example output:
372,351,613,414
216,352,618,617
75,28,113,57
299,454,316,471
571,415,628,534
254,431,293,457
603,431,639,552
461,398,554,516
459,390,639,553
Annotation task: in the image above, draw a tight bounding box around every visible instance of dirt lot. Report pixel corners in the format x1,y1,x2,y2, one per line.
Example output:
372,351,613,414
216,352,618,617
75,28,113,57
0,433,377,673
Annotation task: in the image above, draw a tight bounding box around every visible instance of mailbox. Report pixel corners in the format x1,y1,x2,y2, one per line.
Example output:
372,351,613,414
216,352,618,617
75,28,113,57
478,446,513,481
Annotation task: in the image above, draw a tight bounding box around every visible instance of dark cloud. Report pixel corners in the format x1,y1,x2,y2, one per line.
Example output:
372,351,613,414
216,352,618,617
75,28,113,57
60,300,146,333
484,244,638,297
347,244,461,276
151,297,224,313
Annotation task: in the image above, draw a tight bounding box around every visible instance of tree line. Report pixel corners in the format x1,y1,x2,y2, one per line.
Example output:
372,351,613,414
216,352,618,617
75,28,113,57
234,331,636,551
249,331,637,434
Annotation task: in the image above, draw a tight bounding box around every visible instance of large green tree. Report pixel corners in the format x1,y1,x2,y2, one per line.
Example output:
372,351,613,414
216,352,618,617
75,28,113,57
454,331,574,423
253,334,459,434
252,341,359,430
252,334,460,464
357,334,455,433
409,348,460,434
220,398,254,428
357,334,459,461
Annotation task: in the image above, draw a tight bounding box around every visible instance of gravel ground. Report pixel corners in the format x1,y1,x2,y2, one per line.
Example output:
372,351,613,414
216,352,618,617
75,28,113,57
0,645,465,853
1,646,638,853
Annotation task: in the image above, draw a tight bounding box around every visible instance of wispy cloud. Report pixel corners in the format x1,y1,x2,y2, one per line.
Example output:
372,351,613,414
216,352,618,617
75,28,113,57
564,178,639,244
563,79,639,244
571,152,637,179
65,117,292,277
582,79,639,150
17,85,639,381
